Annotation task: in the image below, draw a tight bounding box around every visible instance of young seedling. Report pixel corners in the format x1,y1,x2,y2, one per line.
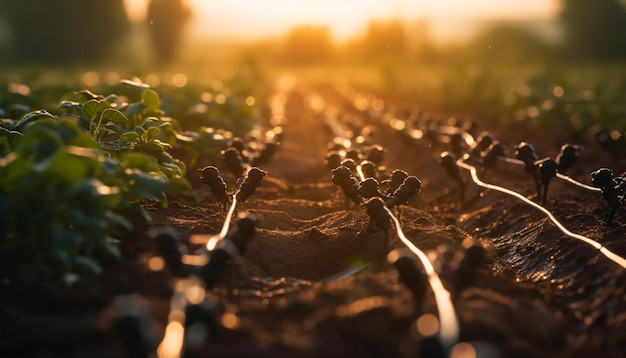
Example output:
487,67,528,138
364,144,385,165
251,141,278,166
358,178,391,200
325,150,344,170
468,131,494,160
387,248,428,314
439,151,465,201
556,143,580,174
331,165,363,205
591,168,626,226
536,157,558,204
359,160,378,180
222,146,247,178
453,244,486,299
345,148,361,162
151,227,191,277
340,157,358,173
236,167,267,202
449,132,468,158
480,142,505,175
228,137,247,157
365,197,391,242
198,165,229,209
386,176,422,208
514,141,541,198
382,169,409,195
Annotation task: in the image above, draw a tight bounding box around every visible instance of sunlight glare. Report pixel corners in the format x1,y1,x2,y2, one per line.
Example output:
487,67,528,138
126,0,559,42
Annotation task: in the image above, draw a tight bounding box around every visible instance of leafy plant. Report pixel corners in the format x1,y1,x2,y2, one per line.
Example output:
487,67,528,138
0,117,170,288
0,81,215,288
56,82,189,191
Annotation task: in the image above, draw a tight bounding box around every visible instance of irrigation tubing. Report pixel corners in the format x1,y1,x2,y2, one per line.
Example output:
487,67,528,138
384,206,460,351
207,194,238,250
498,156,601,192
158,193,240,358
318,89,459,349
457,160,626,270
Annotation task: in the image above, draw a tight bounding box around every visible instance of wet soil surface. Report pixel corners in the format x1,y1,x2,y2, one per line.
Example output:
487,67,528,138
2,80,626,358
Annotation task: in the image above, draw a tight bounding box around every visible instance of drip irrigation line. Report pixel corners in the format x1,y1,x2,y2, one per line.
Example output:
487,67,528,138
555,173,601,192
383,206,459,351
457,160,626,270
207,194,238,251
499,156,524,166
158,276,206,358
356,165,366,181
160,193,241,358
497,156,601,192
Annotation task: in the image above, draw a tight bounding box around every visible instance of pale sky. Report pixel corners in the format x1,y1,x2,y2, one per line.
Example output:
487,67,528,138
126,0,561,42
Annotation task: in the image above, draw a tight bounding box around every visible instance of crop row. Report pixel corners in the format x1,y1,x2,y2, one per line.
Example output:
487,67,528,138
334,84,626,270
0,77,260,288
139,87,288,358
306,90,490,356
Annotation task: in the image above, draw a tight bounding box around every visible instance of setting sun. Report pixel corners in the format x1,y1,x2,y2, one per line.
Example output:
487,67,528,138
125,0,560,42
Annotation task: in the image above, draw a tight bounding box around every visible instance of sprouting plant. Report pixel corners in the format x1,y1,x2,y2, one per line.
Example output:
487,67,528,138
439,151,465,200
0,118,170,288
57,83,188,191
198,166,229,208
331,165,363,205
591,168,626,226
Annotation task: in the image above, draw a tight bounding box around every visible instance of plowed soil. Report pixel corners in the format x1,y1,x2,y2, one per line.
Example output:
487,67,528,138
2,80,626,358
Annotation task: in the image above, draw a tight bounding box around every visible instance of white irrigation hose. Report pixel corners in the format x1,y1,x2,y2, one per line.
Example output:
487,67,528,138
497,156,601,192
383,206,459,351
556,173,602,192
457,160,626,270
356,165,366,182
159,193,238,358
158,277,206,358
207,194,238,251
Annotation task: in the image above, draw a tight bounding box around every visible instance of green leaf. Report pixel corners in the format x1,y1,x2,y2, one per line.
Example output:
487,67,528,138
43,148,95,184
104,211,133,232
139,141,167,155
82,100,109,119
75,256,102,274
103,94,118,105
100,108,128,123
14,110,55,130
125,102,146,117
74,89,103,101
125,169,168,198
119,131,140,142
146,127,161,139
121,152,161,172
143,89,161,112
63,273,81,285
57,101,82,114
100,237,121,259
120,79,149,91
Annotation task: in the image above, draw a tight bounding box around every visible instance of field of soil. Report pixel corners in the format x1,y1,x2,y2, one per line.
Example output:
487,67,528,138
2,79,626,358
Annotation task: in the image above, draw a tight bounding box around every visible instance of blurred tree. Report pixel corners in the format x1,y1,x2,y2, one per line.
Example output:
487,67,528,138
560,0,626,59
147,0,191,64
363,20,407,57
469,25,556,64
0,0,129,64
282,26,333,63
